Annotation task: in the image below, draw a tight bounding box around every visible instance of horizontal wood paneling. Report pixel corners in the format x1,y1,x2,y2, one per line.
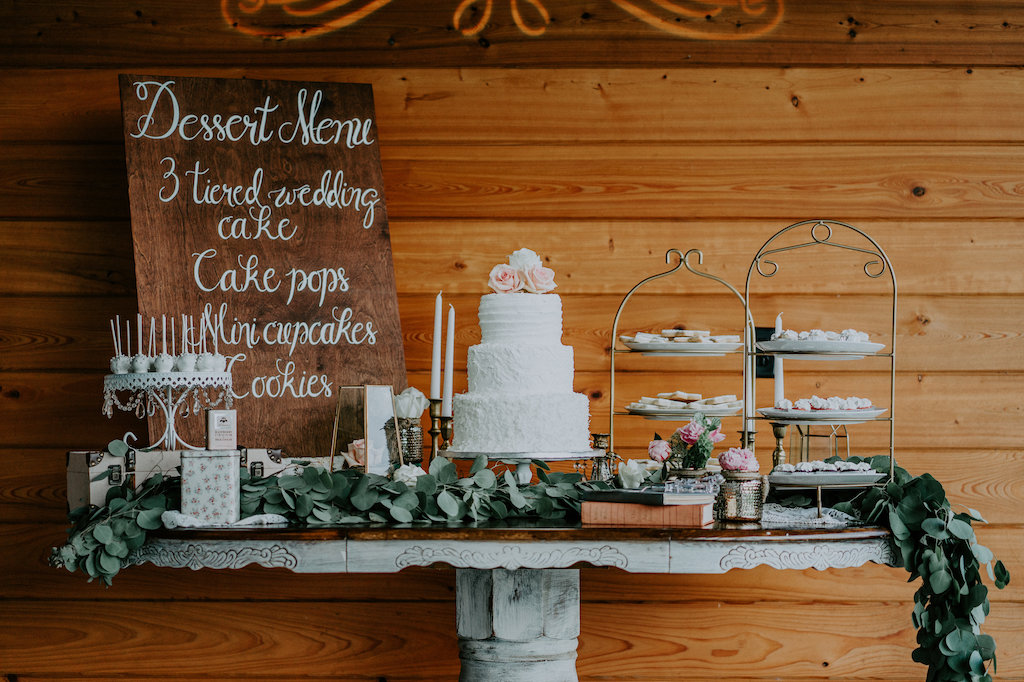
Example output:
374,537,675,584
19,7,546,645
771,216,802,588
3,2,1024,68
3,370,1022,450
7,143,1024,221
2,598,1020,678
6,293,1021,372
5,67,1024,145
5,219,1023,297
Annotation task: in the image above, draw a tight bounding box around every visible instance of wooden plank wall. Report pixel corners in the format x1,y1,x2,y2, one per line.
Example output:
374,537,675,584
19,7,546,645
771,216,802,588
1,1,1022,679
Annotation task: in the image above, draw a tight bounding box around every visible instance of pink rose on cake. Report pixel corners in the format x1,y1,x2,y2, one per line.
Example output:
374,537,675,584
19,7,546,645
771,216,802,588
488,264,524,294
522,264,557,293
719,447,759,472
648,439,671,462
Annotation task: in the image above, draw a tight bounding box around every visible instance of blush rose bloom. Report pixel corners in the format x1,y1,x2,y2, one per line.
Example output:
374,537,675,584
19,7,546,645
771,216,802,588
522,264,557,294
508,247,542,271
708,426,725,444
676,421,705,446
719,447,759,472
488,264,523,294
648,439,671,462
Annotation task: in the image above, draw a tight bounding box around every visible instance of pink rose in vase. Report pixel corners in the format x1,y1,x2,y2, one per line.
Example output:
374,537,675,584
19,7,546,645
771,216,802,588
488,264,523,294
708,426,725,444
648,439,671,462
719,447,759,472
676,421,705,446
522,264,557,294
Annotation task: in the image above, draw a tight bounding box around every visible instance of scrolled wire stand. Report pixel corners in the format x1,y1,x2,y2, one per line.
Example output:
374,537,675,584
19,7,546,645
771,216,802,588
608,248,756,456
102,372,232,451
745,218,898,491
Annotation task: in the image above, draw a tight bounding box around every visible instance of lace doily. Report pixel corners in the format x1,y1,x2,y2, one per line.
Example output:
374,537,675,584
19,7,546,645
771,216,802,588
161,511,289,529
759,502,859,528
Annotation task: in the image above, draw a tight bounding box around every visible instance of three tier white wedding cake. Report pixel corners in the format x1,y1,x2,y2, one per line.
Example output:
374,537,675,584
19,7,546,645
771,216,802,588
449,248,591,454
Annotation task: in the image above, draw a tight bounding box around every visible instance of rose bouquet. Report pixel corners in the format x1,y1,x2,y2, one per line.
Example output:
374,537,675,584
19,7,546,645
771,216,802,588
488,247,557,294
718,447,759,472
648,412,726,470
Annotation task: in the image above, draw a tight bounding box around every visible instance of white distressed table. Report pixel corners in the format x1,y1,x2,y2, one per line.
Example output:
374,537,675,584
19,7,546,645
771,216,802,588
130,523,896,681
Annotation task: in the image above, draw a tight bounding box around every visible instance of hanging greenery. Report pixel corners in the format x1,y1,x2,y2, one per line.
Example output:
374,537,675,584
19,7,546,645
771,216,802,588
52,453,1009,681
833,456,1009,682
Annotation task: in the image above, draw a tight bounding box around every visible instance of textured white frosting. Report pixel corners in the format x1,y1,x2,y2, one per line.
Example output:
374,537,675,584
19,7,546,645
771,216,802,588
450,291,591,453
451,392,591,453
479,293,562,344
467,344,574,394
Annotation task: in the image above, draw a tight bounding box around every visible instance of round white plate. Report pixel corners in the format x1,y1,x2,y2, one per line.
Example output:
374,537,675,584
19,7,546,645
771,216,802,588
768,471,886,486
627,404,743,418
758,407,886,424
623,340,742,354
758,339,885,360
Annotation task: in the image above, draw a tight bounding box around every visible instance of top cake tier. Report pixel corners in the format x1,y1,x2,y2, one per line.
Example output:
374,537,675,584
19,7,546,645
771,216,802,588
479,293,563,345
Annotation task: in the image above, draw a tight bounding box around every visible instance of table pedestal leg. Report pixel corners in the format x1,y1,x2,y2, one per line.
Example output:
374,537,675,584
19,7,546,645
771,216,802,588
456,567,580,682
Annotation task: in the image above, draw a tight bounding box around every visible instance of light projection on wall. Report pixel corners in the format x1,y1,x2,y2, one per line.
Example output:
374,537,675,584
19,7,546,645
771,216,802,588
223,0,784,41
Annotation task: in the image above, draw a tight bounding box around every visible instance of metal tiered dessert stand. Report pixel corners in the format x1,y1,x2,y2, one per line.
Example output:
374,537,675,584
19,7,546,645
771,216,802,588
608,248,755,460
102,371,233,451
746,220,897,511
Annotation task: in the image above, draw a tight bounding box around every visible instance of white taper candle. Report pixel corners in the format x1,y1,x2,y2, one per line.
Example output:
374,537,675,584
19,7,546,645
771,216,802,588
430,291,443,400
442,304,455,417
774,313,784,406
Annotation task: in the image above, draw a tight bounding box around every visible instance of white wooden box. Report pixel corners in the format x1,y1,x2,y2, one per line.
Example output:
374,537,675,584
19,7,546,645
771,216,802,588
66,449,182,510
180,449,241,525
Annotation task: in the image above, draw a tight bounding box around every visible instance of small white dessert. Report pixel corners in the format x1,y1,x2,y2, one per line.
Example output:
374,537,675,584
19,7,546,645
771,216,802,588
211,353,227,372
110,355,131,374
152,353,174,372
195,352,217,371
175,352,198,372
130,353,151,373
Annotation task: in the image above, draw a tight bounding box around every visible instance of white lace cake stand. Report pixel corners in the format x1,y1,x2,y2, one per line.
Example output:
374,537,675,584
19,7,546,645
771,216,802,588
102,372,233,451
446,449,606,484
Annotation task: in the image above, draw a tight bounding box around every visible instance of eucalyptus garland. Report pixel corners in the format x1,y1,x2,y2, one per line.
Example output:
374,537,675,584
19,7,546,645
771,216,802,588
833,456,1009,682
53,453,1009,681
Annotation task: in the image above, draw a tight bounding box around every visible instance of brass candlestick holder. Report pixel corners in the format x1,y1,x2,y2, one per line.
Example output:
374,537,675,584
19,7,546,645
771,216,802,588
771,422,788,467
428,398,453,457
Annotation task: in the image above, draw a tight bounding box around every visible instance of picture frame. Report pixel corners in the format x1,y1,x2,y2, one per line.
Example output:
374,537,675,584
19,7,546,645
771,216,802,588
330,385,402,475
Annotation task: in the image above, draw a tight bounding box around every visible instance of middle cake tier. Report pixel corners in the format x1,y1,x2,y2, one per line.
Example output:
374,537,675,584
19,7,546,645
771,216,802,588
467,343,575,394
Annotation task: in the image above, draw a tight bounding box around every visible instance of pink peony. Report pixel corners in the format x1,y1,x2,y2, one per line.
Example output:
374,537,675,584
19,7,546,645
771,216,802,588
488,264,523,294
719,447,759,472
676,421,705,446
708,426,725,444
648,439,671,462
522,264,557,294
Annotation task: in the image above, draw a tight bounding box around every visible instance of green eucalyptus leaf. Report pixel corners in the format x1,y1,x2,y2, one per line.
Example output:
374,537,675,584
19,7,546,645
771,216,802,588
105,539,129,558
390,505,413,523
278,475,305,491
92,524,114,545
136,508,164,530
437,490,459,517
393,490,419,510
470,454,488,475
350,485,379,512
295,493,313,518
107,439,130,458
888,509,911,540
368,511,387,523
415,474,437,496
473,468,497,489
993,561,1010,589
98,550,121,575
508,489,528,509
929,569,952,595
972,544,994,564
946,517,973,540
964,507,987,523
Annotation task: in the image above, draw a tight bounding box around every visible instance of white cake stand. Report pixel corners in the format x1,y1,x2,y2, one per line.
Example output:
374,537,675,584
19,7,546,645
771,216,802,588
102,372,233,451
445,449,606,484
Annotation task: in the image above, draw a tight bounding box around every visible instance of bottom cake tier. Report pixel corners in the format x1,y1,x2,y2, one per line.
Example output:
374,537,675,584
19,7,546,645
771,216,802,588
449,391,591,454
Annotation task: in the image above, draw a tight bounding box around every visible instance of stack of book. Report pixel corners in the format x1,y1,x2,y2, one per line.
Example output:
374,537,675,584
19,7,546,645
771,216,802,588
581,488,715,527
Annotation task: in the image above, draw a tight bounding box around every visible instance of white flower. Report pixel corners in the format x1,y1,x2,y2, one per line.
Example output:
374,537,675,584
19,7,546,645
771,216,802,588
393,464,427,486
508,247,542,271
618,459,647,489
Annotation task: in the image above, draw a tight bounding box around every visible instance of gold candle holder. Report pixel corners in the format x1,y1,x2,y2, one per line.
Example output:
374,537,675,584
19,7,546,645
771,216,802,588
440,415,453,450
428,398,443,458
771,422,788,467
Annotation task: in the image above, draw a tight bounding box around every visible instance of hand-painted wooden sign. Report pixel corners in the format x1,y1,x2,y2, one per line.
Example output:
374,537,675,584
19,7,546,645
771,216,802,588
119,74,405,458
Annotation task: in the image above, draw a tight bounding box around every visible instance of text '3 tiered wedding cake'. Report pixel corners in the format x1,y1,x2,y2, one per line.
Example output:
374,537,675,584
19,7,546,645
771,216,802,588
449,248,591,454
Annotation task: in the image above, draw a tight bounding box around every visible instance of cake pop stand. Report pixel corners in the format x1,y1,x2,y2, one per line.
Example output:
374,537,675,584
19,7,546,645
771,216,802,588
445,449,606,484
102,372,233,451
